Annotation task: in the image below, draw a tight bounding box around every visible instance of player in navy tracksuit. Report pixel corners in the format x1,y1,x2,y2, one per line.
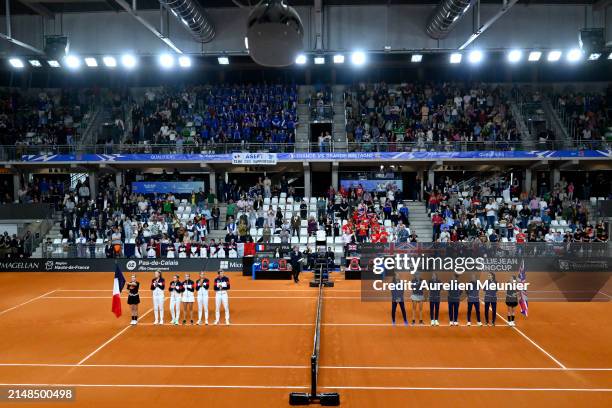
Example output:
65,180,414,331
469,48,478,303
447,274,461,326
214,270,231,325
169,275,184,325
466,273,482,326
428,272,441,326
484,272,498,326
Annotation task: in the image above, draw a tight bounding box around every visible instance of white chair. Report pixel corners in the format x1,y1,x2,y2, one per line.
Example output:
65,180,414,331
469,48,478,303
551,220,559,227
271,197,279,205
334,237,343,244
249,228,257,237
300,227,307,236
293,204,301,212
264,197,271,205
287,197,293,205
559,219,568,226
309,197,317,204
299,236,307,244
177,206,185,213
263,204,270,211
590,197,597,206
180,199,188,204
326,237,334,245
184,206,191,214
273,236,281,243
384,219,392,227
279,197,286,205
280,192,287,198
290,236,299,244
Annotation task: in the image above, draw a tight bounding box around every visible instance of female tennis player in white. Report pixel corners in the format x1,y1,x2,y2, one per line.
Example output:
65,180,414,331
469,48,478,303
169,274,184,325
150,270,166,325
182,273,195,325
214,269,230,325
196,271,210,325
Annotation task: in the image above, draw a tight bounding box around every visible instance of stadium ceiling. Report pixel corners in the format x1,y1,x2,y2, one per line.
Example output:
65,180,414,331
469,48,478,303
0,0,600,16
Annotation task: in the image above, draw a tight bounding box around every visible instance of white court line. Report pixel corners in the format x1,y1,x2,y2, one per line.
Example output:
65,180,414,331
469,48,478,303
134,322,522,327
54,289,362,293
76,308,153,366
0,363,611,371
0,383,610,392
320,386,612,392
598,291,612,299
491,307,567,369
0,290,57,317
41,296,360,299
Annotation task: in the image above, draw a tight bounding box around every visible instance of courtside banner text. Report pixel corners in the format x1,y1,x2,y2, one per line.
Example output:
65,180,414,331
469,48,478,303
0,258,243,273
358,242,612,302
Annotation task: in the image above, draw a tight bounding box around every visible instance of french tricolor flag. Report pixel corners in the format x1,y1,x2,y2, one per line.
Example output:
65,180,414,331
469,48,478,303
111,264,126,318
255,244,266,252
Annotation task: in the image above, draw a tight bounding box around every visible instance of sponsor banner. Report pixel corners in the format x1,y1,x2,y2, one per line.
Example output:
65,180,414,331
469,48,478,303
0,258,243,273
20,149,612,163
231,152,278,165
357,242,612,302
131,181,205,194
340,179,403,193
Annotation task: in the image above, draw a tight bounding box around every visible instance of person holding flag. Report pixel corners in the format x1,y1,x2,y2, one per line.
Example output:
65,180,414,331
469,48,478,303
111,264,126,318
518,259,529,318
169,275,184,325
214,270,231,325
505,275,519,326
150,270,166,325
126,274,140,325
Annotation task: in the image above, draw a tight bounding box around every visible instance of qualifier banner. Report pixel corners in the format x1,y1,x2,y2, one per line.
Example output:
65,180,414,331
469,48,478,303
231,152,278,165
0,258,243,273
131,181,205,194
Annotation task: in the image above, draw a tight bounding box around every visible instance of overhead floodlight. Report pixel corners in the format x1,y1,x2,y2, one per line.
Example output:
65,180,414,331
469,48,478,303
102,56,117,67
566,48,583,62
333,54,344,64
507,49,522,63
350,51,366,66
547,50,562,62
159,54,175,69
528,51,542,61
411,54,423,63
295,54,307,65
178,56,192,67
121,54,137,69
587,53,601,61
608,52,612,60
48,60,60,68
8,58,24,68
64,55,81,69
28,60,42,67
468,50,483,64
449,53,462,64
84,57,98,67
217,56,229,65
244,37,249,50
314,56,325,65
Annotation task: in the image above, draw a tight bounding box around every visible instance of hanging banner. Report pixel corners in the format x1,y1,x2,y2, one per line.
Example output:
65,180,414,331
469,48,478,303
231,152,278,165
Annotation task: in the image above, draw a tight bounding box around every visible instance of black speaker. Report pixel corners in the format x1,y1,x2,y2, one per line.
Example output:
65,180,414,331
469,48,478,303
44,35,69,59
579,28,605,52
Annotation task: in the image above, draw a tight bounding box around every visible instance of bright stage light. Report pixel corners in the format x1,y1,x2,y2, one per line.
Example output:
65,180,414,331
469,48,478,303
28,60,42,67
411,54,423,63
468,50,483,64
102,56,117,67
159,54,175,69
178,56,192,67
64,55,81,69
295,54,307,65
333,54,344,64
566,48,583,62
350,51,366,66
84,57,98,67
507,49,522,63
218,56,229,65
449,53,462,64
314,56,325,65
121,54,137,69
547,50,562,62
8,58,24,68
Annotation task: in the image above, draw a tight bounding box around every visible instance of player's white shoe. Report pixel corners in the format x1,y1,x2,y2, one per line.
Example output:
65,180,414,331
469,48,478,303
205,320,209,325
477,322,483,326
196,320,201,325
434,320,439,326
214,320,219,325
226,320,230,325
153,320,158,325
159,320,164,325
467,322,471,326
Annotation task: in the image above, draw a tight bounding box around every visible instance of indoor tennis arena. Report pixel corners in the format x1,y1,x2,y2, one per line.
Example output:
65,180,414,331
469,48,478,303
0,0,610,407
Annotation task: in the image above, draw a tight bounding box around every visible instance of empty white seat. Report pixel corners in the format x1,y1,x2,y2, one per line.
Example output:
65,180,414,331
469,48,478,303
300,227,307,236
300,220,308,227
184,206,191,214
280,192,287,198
177,206,185,213
551,220,559,226
53,238,61,245
290,236,299,244
273,236,281,243
299,236,307,244
271,197,279,205
384,220,392,227
308,236,316,244
293,204,301,212
263,204,270,211
559,219,568,226
326,237,334,245
334,237,343,244
249,228,257,236
279,198,286,205
264,197,271,205
287,197,293,204
180,199,188,204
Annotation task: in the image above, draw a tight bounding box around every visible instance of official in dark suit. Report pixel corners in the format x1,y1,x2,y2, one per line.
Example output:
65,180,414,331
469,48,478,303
290,246,303,283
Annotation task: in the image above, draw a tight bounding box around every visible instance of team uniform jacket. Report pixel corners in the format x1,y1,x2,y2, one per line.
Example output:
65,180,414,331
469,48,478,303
214,276,231,292
169,281,184,296
182,279,195,293
151,278,165,291
196,278,210,292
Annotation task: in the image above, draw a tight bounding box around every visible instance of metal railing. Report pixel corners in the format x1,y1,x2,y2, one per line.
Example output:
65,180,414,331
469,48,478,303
1,139,610,160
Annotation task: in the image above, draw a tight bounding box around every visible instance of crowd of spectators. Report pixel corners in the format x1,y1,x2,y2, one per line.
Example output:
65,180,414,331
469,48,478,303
114,84,298,153
426,174,609,244
0,230,34,258
0,88,94,157
344,82,519,152
556,88,611,149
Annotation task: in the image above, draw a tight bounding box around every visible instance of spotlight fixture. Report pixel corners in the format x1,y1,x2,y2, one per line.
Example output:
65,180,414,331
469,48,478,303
295,54,307,65
48,60,61,67
449,53,462,64
217,56,230,65
314,56,325,65
468,50,483,64
507,49,522,63
28,60,42,67
102,56,117,67
333,54,345,64
411,54,423,63
159,54,175,69
84,57,98,67
528,51,542,61
8,58,24,68
587,53,601,61
350,51,366,66
64,55,81,69
178,56,192,67
547,50,562,62
566,48,583,62
121,54,137,69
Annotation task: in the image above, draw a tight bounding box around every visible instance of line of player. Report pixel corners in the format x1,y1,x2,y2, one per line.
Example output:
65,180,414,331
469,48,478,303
126,269,230,326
